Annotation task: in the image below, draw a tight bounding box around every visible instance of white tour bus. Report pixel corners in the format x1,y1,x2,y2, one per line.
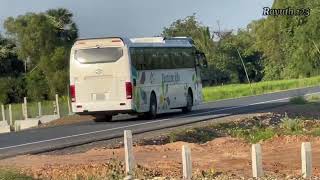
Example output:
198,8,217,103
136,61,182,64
70,37,207,121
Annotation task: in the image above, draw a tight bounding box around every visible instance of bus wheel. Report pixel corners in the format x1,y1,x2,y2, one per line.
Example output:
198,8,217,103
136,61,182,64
147,93,157,119
93,114,112,122
182,90,193,113
104,114,113,121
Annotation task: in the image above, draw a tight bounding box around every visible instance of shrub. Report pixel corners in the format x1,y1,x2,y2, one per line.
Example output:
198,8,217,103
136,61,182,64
280,113,304,134
289,96,307,104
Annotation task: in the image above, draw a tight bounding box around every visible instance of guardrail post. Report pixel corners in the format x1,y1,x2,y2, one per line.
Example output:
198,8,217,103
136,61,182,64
301,142,312,178
182,145,192,180
9,104,12,126
124,130,134,175
55,94,60,118
38,102,42,117
23,97,28,120
252,144,263,178
1,105,5,122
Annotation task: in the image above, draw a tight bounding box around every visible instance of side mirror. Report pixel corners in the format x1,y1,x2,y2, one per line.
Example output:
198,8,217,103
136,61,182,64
196,52,208,68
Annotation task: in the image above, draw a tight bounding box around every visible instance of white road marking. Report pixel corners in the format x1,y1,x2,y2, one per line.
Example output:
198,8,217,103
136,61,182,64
0,91,319,151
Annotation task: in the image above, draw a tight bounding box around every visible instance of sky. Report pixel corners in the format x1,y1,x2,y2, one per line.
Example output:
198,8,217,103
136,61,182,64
0,0,273,38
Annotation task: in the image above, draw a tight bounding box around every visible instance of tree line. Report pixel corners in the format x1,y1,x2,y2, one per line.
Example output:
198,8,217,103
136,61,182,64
0,9,78,104
0,0,319,104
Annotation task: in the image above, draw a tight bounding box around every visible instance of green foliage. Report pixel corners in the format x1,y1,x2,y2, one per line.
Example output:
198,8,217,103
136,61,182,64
252,0,320,80
310,128,320,136
3,8,78,102
162,1,320,83
280,113,304,134
203,75,320,101
0,77,25,104
307,95,320,102
230,127,276,144
289,96,307,105
168,116,278,144
26,69,49,101
0,35,24,77
162,14,264,85
0,168,34,180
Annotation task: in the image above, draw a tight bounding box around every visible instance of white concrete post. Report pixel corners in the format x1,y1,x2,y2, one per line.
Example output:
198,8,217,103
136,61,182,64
23,97,28,120
55,94,60,118
252,144,263,178
67,96,71,115
301,142,312,178
67,84,72,115
124,130,134,175
1,105,5,122
182,145,192,180
21,103,25,120
9,104,12,126
38,102,42,117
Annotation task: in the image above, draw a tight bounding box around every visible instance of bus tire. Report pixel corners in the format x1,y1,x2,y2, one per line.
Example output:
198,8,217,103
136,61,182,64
147,93,157,119
104,114,113,121
93,114,112,122
182,89,193,113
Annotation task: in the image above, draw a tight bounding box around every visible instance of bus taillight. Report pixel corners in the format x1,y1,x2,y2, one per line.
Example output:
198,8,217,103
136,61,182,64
70,85,76,102
125,82,133,99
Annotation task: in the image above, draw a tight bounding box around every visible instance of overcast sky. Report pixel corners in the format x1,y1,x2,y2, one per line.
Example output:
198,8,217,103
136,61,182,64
0,0,273,38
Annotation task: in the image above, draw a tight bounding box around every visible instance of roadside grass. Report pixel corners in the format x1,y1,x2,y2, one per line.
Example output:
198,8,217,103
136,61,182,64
0,97,70,123
203,76,320,102
307,94,320,102
167,98,320,144
289,96,307,105
0,168,34,180
280,113,304,134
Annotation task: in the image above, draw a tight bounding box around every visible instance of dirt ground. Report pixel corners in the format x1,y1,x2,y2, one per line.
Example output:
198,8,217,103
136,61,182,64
1,103,320,179
2,135,320,179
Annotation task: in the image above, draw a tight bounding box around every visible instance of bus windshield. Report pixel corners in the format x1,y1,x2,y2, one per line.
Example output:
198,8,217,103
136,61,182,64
75,47,123,64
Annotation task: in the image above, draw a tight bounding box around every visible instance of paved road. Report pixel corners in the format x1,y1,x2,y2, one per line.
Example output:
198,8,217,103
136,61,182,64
0,86,319,159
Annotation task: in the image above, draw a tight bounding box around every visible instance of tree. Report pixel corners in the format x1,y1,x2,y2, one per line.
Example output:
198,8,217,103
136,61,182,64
0,34,24,77
162,15,224,85
4,8,78,100
252,0,320,80
0,34,25,104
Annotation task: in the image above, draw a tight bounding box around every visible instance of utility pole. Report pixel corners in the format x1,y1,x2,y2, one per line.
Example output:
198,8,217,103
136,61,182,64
237,49,253,94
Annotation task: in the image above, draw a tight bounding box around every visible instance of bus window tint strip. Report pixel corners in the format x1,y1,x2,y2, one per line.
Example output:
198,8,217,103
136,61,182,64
130,47,195,70
75,47,123,64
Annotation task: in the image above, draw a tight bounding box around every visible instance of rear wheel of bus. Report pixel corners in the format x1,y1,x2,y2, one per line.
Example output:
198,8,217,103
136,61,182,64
182,89,193,113
147,93,157,119
93,114,113,122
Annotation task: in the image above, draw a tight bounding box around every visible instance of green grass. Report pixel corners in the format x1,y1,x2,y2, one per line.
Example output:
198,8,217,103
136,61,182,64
307,95,320,102
0,168,34,180
280,113,304,134
289,96,307,105
166,109,319,144
203,76,320,102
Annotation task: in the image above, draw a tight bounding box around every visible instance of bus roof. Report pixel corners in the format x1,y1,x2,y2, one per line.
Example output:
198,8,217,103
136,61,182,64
76,37,195,48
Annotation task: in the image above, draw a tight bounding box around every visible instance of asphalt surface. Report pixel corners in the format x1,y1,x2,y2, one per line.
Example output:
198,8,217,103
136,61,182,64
0,86,319,159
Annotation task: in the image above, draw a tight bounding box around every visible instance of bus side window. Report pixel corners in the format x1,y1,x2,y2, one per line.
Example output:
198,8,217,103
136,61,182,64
162,48,170,69
130,48,138,69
